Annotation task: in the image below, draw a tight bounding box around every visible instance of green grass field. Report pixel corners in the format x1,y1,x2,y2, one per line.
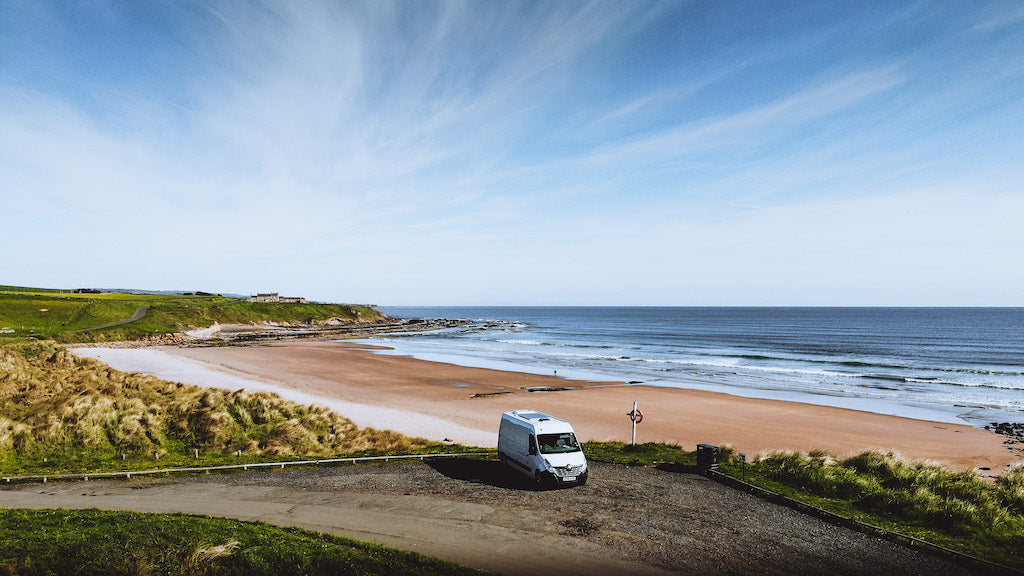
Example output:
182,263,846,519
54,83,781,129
0,286,381,342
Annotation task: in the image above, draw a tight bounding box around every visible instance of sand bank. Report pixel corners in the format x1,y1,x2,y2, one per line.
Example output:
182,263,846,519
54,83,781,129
72,341,1018,474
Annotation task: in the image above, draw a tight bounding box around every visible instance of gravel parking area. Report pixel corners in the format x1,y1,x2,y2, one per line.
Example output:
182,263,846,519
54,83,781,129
0,459,989,576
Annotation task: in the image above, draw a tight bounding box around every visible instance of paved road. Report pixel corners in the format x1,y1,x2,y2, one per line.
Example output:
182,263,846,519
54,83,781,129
0,460,988,576
67,306,149,333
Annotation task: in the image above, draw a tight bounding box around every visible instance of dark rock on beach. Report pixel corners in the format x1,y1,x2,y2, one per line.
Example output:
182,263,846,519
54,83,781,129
986,422,1024,442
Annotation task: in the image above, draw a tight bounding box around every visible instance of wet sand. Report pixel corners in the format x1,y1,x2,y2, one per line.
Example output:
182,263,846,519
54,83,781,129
74,341,1018,474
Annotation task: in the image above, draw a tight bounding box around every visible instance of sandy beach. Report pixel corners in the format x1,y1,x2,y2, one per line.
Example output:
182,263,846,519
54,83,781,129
73,341,1018,475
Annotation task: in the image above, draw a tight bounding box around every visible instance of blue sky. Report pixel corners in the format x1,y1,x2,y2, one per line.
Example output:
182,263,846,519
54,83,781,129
2,1,1023,305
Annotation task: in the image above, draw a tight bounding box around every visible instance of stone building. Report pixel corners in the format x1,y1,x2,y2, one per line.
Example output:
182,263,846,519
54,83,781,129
248,293,307,304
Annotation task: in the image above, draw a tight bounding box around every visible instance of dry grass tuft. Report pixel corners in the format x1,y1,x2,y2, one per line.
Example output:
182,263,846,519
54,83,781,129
181,540,241,572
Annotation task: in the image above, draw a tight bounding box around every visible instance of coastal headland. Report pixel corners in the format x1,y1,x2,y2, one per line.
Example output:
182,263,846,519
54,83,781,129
74,339,1018,475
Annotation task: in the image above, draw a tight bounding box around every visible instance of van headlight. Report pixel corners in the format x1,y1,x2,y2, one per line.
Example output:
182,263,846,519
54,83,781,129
543,458,553,471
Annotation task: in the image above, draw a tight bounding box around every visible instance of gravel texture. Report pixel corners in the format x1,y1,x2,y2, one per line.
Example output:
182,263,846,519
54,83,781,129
174,458,989,576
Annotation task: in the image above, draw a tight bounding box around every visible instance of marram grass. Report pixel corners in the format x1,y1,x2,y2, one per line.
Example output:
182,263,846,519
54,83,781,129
746,449,1024,568
0,341,433,475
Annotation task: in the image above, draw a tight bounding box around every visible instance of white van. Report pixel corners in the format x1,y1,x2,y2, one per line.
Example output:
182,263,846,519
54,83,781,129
498,410,588,487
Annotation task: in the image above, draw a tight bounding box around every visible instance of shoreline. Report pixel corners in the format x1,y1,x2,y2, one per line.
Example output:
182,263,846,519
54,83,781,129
363,339,978,427
71,341,1020,475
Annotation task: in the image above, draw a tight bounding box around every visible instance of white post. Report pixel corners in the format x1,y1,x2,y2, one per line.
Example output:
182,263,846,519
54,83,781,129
631,400,638,446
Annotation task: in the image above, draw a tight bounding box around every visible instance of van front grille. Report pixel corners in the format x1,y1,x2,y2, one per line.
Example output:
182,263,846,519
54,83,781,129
554,465,584,477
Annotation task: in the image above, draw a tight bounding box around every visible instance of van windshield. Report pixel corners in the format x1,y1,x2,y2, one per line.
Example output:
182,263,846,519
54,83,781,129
537,432,581,454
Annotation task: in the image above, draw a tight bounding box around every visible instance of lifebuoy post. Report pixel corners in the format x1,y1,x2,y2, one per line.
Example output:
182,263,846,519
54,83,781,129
627,401,643,446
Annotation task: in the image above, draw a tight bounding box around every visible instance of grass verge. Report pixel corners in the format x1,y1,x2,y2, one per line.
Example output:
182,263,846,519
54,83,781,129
582,440,696,467
0,508,486,576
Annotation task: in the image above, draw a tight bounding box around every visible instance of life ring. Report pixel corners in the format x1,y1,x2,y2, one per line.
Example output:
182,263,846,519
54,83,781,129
628,409,644,424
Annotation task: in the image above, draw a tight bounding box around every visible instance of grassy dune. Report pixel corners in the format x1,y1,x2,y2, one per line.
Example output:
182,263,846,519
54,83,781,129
0,341,434,475
723,450,1024,569
0,286,383,343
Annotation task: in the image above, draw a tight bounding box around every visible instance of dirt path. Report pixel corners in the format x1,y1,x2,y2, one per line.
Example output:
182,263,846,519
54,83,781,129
0,460,987,576
67,306,149,333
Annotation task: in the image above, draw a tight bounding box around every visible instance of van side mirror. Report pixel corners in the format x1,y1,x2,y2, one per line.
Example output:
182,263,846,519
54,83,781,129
528,436,537,455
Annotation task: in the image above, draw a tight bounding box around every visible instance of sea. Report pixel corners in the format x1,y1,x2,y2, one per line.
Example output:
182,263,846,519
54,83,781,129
368,307,1024,429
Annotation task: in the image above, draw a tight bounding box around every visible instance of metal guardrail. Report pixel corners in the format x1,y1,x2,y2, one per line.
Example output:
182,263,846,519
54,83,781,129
705,468,1023,576
1,451,497,485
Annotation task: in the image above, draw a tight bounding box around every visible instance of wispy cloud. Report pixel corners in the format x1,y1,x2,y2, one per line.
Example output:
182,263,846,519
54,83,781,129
1,1,1021,303
966,5,1024,36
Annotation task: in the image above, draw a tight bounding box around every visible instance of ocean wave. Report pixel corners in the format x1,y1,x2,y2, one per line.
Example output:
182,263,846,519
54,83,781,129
490,338,618,351
494,339,551,346
717,351,1024,378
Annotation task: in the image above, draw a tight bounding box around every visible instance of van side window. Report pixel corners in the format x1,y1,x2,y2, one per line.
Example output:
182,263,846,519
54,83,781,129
528,434,538,455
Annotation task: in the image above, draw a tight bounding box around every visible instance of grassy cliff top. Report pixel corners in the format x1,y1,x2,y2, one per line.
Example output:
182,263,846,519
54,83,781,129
0,286,383,343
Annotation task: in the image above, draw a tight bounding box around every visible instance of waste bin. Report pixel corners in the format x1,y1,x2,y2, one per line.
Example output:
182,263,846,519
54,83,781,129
696,443,719,475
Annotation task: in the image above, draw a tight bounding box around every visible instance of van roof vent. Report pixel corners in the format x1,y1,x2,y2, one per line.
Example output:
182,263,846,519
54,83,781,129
514,410,551,421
